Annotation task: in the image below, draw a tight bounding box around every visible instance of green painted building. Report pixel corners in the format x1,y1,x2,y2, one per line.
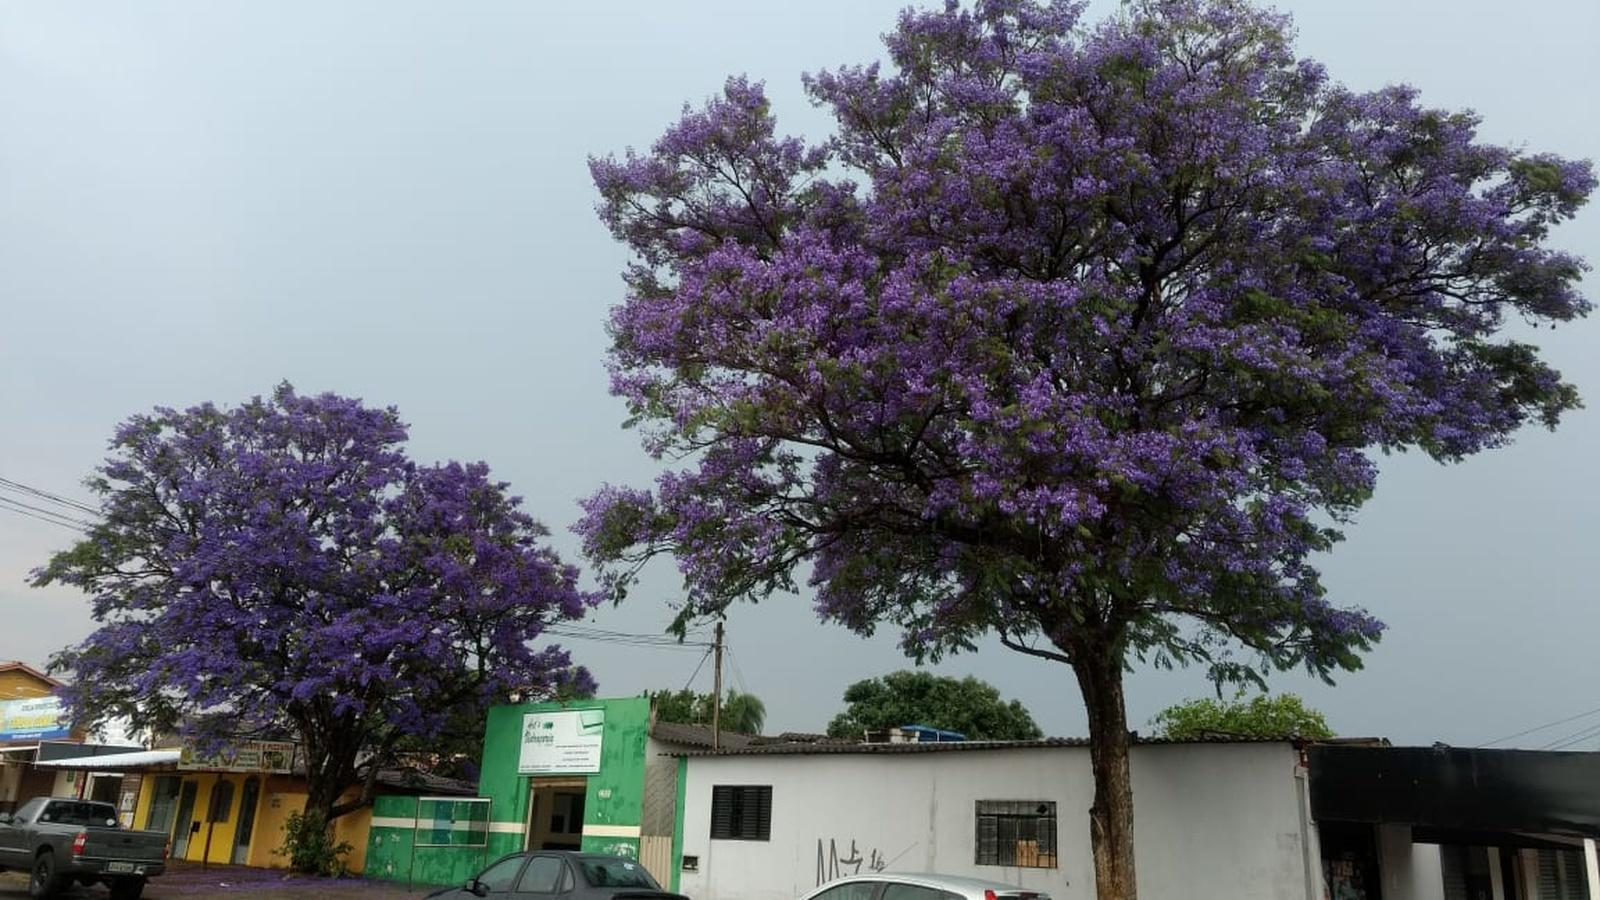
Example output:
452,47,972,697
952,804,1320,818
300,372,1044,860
367,697,709,889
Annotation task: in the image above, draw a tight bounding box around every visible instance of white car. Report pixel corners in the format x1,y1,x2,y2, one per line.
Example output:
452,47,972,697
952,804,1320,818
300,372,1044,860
800,873,1050,900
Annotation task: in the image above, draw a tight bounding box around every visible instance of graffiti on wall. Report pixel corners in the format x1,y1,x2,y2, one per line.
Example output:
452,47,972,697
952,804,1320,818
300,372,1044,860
817,838,918,886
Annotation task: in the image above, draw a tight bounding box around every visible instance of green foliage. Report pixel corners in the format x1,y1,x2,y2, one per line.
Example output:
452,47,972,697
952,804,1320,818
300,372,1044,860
826,670,1042,741
1150,693,1334,741
274,809,353,876
649,688,766,735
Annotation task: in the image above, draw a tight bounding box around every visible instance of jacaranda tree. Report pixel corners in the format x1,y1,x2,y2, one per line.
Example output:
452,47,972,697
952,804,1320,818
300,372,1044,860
35,384,596,844
577,2,1592,896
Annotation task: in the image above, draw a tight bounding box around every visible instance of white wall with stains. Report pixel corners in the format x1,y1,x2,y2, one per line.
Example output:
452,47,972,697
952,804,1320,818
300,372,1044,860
676,741,1316,900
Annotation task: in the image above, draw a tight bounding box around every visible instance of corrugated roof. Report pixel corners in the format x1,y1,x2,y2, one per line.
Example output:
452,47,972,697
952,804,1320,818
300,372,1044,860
649,721,759,750
671,734,1298,757
374,767,477,796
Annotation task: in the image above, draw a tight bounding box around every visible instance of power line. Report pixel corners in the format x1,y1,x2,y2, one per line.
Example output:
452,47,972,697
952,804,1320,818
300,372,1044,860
1539,720,1600,751
681,646,713,692
0,494,96,529
1480,705,1600,748
0,497,91,533
725,644,752,695
545,625,712,651
552,623,711,645
0,476,100,517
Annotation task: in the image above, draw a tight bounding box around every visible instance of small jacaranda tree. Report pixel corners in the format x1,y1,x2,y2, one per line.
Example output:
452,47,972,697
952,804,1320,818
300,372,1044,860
35,384,596,857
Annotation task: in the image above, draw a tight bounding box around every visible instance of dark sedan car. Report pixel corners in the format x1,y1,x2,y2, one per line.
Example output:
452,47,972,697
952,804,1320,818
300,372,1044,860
427,851,689,900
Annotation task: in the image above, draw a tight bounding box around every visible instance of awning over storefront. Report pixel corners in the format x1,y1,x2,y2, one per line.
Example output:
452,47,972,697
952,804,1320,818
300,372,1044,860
31,749,179,770
1310,745,1600,838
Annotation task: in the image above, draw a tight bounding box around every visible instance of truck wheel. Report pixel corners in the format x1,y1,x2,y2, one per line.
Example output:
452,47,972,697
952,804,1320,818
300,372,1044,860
28,850,64,898
109,877,147,900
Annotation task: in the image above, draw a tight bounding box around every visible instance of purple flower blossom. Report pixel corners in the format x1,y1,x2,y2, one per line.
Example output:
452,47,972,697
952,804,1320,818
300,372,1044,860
577,6,1588,888
35,384,597,823
579,0,1589,683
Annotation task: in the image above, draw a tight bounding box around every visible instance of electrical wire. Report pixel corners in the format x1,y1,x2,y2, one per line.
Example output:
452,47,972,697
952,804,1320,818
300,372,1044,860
545,625,712,651
0,497,91,533
1479,705,1600,748
725,644,752,695
1538,720,1600,751
551,623,711,645
681,647,714,692
0,494,96,529
0,476,100,517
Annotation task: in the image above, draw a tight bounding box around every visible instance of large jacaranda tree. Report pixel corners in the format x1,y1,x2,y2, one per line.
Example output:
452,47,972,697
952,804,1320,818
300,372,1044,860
577,1,1592,896
35,384,596,834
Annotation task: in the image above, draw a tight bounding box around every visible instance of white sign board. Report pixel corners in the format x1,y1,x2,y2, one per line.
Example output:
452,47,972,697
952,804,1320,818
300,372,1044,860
518,709,605,775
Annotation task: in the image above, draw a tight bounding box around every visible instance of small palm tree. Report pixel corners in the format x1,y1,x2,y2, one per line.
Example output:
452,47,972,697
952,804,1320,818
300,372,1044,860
719,690,766,735
649,688,767,735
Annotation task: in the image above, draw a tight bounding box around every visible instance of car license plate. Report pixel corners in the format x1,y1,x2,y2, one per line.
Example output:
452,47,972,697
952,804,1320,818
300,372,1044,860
106,862,135,873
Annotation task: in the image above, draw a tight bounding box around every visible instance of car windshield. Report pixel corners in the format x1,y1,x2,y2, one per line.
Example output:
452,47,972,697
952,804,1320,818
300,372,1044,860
580,858,659,889
40,801,119,828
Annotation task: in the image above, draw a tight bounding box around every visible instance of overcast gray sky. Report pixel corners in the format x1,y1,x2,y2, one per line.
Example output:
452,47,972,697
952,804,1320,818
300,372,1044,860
2,0,1595,748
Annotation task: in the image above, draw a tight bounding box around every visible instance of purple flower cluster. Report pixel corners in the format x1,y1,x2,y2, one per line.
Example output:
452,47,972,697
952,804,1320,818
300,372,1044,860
36,384,597,803
579,0,1590,686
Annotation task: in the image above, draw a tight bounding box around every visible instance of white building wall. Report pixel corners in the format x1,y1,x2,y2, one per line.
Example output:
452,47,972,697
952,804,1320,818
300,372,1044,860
678,742,1312,900
1406,844,1446,900
1375,826,1447,900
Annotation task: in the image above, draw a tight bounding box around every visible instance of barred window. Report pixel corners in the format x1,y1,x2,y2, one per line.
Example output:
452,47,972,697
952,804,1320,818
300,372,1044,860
975,800,1057,868
710,785,771,841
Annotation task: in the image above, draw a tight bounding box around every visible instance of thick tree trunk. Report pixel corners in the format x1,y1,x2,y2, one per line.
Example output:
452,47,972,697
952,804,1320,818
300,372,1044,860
1074,655,1138,900
303,777,338,827
306,751,361,824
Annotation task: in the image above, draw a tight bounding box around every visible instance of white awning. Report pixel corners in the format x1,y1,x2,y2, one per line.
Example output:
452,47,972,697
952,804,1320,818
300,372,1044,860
31,749,180,769
0,745,39,754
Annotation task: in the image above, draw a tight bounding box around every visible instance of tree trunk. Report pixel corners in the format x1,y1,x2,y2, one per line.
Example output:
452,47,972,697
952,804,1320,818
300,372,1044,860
299,729,338,825
306,752,362,823
1074,654,1138,900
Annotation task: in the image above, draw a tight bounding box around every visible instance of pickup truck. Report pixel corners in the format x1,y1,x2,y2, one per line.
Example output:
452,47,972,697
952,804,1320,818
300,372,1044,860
0,797,167,899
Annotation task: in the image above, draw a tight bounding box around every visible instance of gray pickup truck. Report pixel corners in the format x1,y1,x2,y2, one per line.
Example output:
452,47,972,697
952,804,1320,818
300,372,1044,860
0,797,167,899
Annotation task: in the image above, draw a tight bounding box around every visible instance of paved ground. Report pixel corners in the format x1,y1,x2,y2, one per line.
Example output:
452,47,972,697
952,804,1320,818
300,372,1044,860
0,862,436,898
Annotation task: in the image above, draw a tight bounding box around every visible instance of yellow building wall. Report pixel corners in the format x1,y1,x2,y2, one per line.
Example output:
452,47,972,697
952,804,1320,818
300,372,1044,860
333,803,372,874
126,770,375,874
178,773,251,864
242,780,372,874
132,778,156,833
247,779,307,869
0,669,55,700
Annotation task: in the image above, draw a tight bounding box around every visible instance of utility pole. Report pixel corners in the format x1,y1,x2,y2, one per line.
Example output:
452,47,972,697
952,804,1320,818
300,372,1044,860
712,621,724,750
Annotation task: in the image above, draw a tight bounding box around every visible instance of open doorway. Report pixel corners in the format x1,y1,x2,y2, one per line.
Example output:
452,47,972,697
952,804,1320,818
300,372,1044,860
526,777,586,851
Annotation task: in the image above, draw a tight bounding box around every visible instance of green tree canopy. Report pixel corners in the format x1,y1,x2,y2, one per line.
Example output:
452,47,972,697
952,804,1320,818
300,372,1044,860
827,670,1042,741
649,688,766,735
1150,693,1333,741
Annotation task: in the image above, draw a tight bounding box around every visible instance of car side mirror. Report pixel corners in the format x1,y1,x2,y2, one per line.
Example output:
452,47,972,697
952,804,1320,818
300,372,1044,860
0,812,12,825
472,880,490,898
